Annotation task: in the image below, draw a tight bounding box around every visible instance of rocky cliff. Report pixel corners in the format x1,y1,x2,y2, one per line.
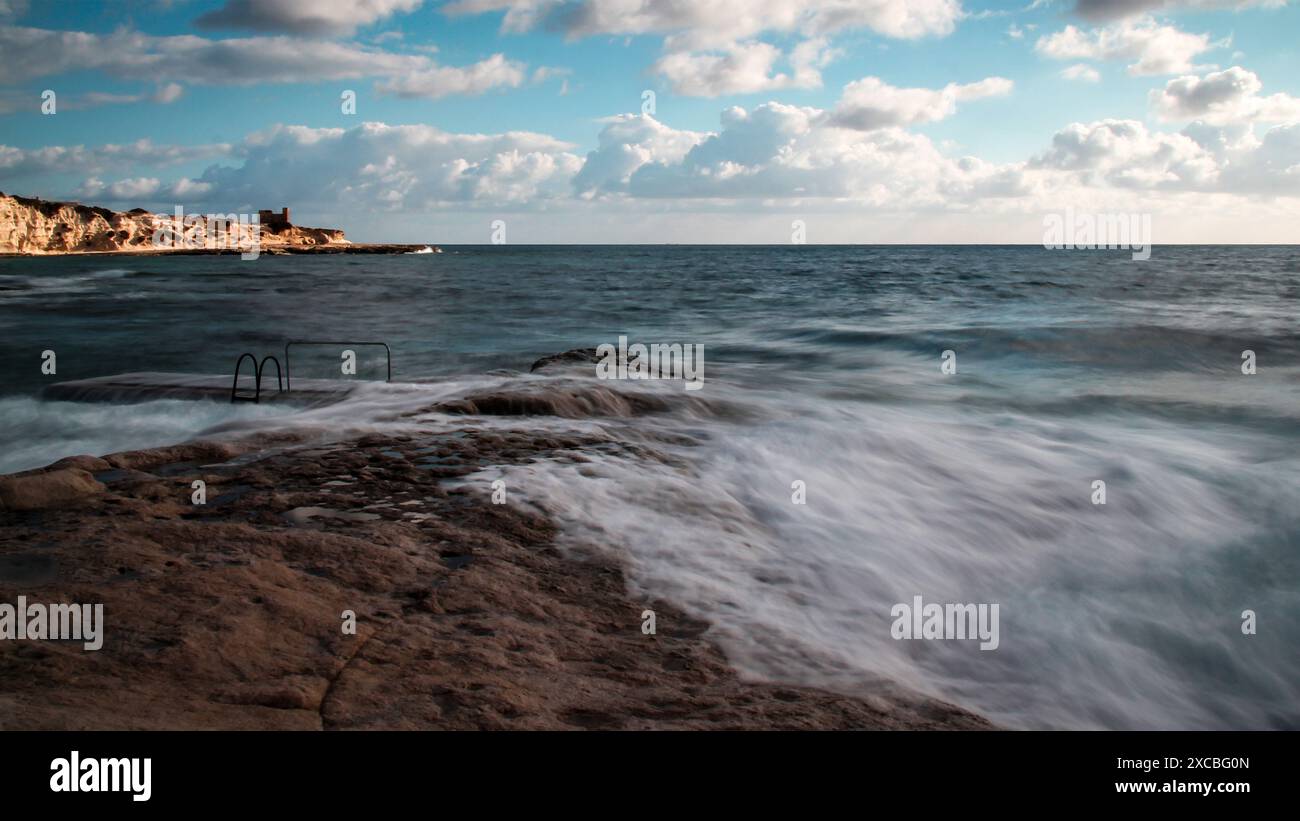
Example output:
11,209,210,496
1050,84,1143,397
0,192,348,254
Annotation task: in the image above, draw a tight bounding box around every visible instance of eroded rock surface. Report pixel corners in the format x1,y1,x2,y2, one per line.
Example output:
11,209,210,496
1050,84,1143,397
0,192,347,254
0,426,991,730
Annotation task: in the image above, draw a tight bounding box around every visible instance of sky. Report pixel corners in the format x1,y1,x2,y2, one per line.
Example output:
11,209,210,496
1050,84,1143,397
1,0,1298,243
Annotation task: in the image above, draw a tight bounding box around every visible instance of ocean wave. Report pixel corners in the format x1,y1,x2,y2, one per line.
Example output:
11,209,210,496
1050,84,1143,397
0,395,294,475
442,369,1300,730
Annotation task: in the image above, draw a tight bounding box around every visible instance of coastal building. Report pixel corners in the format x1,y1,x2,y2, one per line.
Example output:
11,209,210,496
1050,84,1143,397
257,207,291,227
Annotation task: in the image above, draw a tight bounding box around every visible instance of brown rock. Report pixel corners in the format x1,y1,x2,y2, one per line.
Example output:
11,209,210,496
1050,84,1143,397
48,454,112,473
0,422,992,730
103,440,245,471
0,468,104,510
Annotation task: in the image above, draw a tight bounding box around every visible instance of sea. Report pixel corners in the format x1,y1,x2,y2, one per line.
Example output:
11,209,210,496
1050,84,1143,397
1,245,1297,729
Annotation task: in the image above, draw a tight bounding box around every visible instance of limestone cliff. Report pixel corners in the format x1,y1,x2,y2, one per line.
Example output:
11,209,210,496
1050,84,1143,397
0,192,348,254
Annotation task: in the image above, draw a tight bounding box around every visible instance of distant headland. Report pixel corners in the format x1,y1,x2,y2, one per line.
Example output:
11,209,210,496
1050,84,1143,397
0,192,434,255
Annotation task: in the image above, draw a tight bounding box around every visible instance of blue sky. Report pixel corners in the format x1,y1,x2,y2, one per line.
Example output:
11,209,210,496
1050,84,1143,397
2,0,1298,242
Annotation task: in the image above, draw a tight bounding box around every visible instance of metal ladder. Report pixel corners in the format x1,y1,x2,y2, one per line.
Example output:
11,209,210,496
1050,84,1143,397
231,340,391,402
230,353,283,403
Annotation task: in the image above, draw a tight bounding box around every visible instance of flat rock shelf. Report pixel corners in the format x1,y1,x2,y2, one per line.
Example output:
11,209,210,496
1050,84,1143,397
44,372,360,405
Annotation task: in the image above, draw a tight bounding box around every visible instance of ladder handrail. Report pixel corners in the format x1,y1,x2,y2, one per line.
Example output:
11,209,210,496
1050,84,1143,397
259,355,283,393
231,353,259,403
284,340,391,391
231,353,285,403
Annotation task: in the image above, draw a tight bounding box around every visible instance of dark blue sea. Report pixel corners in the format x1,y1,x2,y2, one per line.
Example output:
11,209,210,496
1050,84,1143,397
1,245,1297,729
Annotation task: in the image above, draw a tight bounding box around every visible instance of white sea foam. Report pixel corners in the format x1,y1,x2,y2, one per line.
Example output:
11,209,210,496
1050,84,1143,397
0,396,292,475
446,374,1300,729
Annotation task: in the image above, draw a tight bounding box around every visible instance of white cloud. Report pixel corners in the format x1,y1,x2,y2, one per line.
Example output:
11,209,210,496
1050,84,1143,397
573,75,1015,199
575,93,1031,205
1217,122,1300,194
195,0,423,36
573,114,708,194
447,0,959,94
827,76,1013,131
152,82,185,104
1035,17,1218,75
76,175,215,202
168,178,214,198
1061,63,1102,82
1071,1,1289,22
375,53,528,98
0,25,422,84
1025,113,1300,197
1150,66,1300,124
75,92,147,108
446,0,963,44
652,39,835,97
53,83,186,111
77,176,155,200
184,122,582,209
0,139,231,179
0,25,542,101
1030,118,1220,187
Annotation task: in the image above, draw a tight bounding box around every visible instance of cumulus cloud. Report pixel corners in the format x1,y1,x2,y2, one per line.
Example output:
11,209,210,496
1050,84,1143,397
447,0,959,94
1150,66,1300,123
572,114,707,194
652,39,837,97
1026,112,1300,197
1071,0,1289,22
0,25,540,100
375,53,529,98
78,176,161,200
195,0,423,36
1035,17,1218,75
1030,118,1220,187
0,25,420,84
0,139,231,180
447,0,963,44
75,176,216,203
572,74,1015,200
176,122,583,209
572,90,1033,206
1217,122,1300,193
827,76,1013,130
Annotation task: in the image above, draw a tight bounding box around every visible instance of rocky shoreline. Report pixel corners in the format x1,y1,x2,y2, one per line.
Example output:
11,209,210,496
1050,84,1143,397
0,243,438,257
0,192,438,255
0,375,991,730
